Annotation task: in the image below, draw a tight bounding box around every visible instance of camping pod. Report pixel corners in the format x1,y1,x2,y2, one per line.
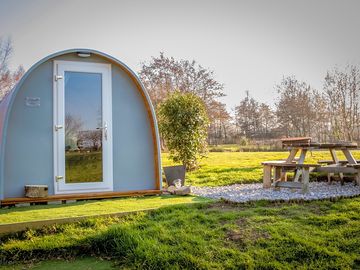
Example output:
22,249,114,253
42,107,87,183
0,49,161,205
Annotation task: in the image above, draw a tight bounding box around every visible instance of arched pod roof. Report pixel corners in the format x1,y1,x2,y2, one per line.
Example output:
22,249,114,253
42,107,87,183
0,49,161,197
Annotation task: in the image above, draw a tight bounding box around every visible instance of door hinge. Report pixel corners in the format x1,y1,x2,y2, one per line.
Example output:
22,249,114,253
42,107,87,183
55,176,64,182
54,75,63,81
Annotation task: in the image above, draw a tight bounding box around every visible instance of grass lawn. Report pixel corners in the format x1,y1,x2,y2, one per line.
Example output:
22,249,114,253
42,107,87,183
1,197,359,269
162,150,360,186
0,196,209,224
0,257,113,270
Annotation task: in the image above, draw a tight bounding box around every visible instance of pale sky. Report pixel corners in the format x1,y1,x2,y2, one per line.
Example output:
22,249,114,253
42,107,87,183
1,0,360,111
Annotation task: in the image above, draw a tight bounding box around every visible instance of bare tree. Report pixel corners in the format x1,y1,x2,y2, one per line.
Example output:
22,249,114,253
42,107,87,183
65,114,83,139
324,65,360,141
207,100,231,144
139,52,225,108
275,77,318,137
0,37,24,101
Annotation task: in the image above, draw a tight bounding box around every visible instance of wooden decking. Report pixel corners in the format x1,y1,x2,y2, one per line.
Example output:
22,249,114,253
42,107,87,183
0,189,162,206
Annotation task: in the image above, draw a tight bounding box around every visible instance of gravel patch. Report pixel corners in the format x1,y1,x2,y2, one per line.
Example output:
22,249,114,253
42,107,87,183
191,182,360,203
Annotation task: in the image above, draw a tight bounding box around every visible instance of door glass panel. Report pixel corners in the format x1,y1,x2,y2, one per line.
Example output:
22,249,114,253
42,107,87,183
64,71,103,183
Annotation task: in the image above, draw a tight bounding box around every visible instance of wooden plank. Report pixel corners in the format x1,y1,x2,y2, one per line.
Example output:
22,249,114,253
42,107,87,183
273,181,303,189
294,149,307,182
318,160,349,164
319,142,358,149
301,168,310,193
355,173,360,186
275,167,282,181
1,190,162,206
315,166,358,174
342,149,357,164
329,149,344,183
0,208,159,235
285,149,299,163
262,162,318,168
281,137,312,143
263,165,272,188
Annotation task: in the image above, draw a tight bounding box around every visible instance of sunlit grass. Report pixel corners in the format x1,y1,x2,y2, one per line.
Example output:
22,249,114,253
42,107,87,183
0,196,210,224
1,198,359,269
162,150,360,186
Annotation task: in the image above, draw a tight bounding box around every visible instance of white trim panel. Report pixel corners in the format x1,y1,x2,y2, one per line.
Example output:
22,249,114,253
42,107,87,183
53,60,113,194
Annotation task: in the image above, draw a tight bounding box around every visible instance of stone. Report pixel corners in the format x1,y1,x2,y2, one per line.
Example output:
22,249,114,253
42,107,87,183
191,182,360,203
24,185,48,198
174,186,192,195
167,185,177,194
173,179,182,188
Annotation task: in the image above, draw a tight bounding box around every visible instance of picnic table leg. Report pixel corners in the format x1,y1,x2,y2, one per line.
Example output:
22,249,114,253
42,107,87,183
285,149,299,163
301,168,310,193
275,167,282,182
356,170,360,186
281,149,298,181
342,148,357,186
263,165,272,188
330,149,343,184
280,149,299,181
294,149,307,182
342,149,357,164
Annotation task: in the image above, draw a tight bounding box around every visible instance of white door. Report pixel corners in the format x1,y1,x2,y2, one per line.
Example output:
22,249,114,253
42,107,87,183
53,61,113,194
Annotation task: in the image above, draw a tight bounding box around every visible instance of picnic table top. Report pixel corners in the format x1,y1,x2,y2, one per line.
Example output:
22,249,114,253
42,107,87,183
280,137,358,149
261,161,320,167
284,142,358,149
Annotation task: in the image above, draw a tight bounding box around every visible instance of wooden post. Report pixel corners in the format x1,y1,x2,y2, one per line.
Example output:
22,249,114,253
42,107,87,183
285,148,299,163
263,165,272,188
301,168,310,193
330,149,343,184
274,167,282,182
356,170,360,186
294,149,307,182
282,149,298,181
342,149,357,164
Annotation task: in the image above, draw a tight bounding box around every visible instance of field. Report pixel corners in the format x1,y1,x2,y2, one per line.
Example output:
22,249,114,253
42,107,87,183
162,150,360,186
2,148,360,269
1,198,359,269
64,148,360,187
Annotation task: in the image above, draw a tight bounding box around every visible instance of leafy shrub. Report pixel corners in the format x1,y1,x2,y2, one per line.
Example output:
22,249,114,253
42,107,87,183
158,92,209,170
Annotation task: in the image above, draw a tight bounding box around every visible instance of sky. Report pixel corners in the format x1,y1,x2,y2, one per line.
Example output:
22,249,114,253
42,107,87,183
1,0,360,111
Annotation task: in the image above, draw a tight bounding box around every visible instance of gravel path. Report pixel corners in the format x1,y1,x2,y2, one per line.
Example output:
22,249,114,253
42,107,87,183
191,182,360,203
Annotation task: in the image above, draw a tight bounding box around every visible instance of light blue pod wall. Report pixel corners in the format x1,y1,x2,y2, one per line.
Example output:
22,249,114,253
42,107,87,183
0,50,160,199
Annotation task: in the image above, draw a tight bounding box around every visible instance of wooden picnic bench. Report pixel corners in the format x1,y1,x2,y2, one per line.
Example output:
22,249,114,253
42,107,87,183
262,137,360,193
262,161,320,192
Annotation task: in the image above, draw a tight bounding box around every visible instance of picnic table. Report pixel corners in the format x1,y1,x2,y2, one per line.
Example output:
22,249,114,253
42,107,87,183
262,137,360,192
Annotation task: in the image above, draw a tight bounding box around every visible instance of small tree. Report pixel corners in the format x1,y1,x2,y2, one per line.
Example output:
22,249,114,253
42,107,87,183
158,92,209,170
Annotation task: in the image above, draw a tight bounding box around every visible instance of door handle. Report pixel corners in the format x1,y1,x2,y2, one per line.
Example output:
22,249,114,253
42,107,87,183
55,125,63,131
97,122,108,140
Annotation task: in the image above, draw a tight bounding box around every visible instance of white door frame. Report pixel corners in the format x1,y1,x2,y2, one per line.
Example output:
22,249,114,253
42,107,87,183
53,60,113,194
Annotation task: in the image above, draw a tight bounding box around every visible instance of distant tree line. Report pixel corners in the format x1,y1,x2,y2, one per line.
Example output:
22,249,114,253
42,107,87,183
140,53,360,145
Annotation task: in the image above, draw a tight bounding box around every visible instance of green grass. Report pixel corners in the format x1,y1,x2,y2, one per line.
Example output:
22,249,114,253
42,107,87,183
0,196,209,224
1,197,359,269
0,257,114,270
162,150,360,186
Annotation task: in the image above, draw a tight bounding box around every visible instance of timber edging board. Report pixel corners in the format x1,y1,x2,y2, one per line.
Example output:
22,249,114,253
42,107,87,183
0,208,160,235
0,190,162,206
